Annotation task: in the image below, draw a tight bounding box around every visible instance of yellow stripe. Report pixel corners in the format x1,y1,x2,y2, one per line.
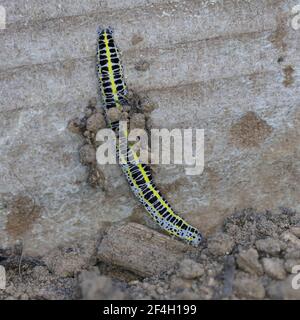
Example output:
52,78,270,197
119,129,193,241
121,127,185,222
103,31,120,110
122,158,182,239
132,152,183,220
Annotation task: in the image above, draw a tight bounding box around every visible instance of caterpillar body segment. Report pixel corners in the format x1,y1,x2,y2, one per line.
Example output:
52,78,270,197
95,27,203,246
117,127,202,247
96,27,128,110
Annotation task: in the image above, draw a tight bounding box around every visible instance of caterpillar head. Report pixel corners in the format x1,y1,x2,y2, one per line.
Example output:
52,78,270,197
190,230,203,247
97,26,114,36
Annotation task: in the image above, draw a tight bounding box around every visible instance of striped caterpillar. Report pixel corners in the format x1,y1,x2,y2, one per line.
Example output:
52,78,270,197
96,27,202,246
96,27,127,111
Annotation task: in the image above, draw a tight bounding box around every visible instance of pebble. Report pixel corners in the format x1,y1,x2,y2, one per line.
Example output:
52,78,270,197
86,112,106,133
67,117,82,134
281,231,300,248
262,258,286,280
255,237,282,256
290,226,300,238
156,287,164,295
178,259,205,279
236,248,263,275
106,107,122,123
234,276,265,299
284,259,300,273
207,233,235,256
285,248,300,259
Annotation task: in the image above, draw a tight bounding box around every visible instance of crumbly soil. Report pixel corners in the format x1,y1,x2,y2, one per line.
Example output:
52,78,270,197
67,93,156,189
1,208,299,300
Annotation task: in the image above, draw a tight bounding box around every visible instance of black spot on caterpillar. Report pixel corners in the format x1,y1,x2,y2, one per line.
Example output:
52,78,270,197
96,27,202,246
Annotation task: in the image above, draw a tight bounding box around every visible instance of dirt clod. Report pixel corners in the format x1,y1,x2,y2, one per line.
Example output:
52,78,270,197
236,248,263,275
86,112,106,133
177,259,204,280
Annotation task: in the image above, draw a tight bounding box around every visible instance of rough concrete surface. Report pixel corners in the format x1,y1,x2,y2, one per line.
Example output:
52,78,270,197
0,0,299,258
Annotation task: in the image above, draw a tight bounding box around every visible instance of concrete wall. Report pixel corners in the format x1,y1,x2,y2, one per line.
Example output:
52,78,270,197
0,0,299,254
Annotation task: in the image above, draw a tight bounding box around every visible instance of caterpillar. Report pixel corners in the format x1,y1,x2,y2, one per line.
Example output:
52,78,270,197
96,27,203,246
96,27,128,111
117,132,203,246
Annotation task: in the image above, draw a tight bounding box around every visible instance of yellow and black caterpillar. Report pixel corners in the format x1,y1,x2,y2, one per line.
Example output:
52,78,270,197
96,27,202,246
96,27,127,111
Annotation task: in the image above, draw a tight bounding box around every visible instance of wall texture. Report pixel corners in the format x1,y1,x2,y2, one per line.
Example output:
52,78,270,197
0,0,299,255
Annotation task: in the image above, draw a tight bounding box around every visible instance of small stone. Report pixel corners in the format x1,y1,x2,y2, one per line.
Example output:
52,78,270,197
145,284,156,294
86,112,106,133
178,259,204,279
156,287,164,295
67,117,83,134
234,276,265,299
262,258,286,280
255,237,282,256
83,130,90,137
79,144,96,165
236,248,263,275
285,248,300,259
142,100,156,114
106,107,122,122
281,231,300,248
284,259,300,273
207,233,235,256
289,226,300,238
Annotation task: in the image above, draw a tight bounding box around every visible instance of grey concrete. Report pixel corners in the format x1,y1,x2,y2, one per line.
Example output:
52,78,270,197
0,0,299,254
